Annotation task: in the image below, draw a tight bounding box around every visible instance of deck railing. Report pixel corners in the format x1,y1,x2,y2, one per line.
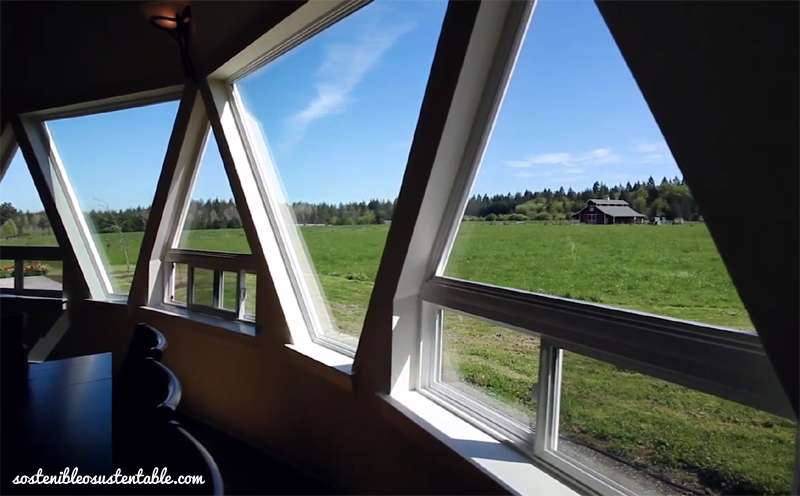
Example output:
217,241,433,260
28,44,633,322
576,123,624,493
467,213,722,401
0,245,65,297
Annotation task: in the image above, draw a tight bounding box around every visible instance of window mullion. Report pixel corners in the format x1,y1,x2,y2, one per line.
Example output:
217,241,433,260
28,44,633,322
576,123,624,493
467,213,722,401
534,342,562,455
187,265,195,306
237,270,245,319
212,269,222,308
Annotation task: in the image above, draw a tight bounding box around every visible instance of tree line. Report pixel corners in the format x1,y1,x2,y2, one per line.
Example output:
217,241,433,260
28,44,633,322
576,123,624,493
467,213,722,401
464,176,698,222
0,176,699,238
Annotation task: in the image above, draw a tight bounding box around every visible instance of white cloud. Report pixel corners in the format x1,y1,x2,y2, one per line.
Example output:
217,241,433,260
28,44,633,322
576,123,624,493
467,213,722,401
284,21,415,146
632,141,674,165
634,142,662,154
506,147,620,169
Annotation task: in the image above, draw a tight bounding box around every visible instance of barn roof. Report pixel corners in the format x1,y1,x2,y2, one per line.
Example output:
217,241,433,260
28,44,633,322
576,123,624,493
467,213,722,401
589,199,630,206
594,205,647,218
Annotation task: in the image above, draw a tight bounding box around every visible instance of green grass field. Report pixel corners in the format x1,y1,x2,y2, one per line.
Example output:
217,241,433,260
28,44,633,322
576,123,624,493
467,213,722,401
1,223,794,493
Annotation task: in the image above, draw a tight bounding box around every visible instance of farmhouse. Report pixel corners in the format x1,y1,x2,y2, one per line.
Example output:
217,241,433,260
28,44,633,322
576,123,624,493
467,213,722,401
573,199,647,224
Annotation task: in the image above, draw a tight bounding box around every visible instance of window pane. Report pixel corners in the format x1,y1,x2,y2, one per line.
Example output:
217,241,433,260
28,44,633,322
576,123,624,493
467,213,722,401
177,129,251,254
191,268,215,307
0,150,56,246
442,0,753,332
558,351,796,495
0,260,13,283
221,271,238,312
236,1,447,346
46,101,179,294
440,310,539,435
243,272,256,320
21,260,63,291
171,263,188,305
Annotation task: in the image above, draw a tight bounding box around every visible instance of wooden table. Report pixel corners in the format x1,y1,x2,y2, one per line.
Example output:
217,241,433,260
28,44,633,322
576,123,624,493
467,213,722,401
2,353,112,491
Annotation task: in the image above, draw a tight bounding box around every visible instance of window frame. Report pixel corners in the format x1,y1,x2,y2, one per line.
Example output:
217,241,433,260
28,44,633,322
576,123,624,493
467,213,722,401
397,1,795,495
162,248,257,323
213,0,435,356
226,83,357,356
0,245,65,298
12,87,184,301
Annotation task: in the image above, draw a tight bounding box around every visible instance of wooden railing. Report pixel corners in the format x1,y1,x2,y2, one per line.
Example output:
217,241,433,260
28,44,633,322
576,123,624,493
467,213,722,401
0,245,64,297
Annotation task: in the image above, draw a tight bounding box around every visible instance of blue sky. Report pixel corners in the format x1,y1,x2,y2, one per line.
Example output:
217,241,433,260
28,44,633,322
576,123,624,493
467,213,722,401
1,0,680,212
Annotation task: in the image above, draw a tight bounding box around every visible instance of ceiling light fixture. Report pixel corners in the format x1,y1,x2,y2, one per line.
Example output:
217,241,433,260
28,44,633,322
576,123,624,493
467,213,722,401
149,4,196,81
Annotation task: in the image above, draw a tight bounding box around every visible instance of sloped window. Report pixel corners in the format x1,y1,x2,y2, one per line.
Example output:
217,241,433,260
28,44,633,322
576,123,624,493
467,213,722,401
557,351,796,495
46,101,179,295
177,129,251,254
234,1,447,349
0,150,56,246
441,0,753,332
412,2,792,495
164,126,257,324
1,149,62,294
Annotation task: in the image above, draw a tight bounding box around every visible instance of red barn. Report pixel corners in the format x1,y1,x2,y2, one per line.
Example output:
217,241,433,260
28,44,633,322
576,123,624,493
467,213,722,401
573,199,646,224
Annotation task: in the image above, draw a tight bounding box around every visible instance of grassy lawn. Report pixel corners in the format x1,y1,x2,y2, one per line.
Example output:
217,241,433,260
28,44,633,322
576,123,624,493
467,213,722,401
2,222,794,493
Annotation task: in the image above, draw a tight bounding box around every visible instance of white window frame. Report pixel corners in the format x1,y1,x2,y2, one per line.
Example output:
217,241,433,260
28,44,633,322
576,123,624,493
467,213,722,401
202,0,421,356
362,0,796,494
162,249,257,322
10,87,183,301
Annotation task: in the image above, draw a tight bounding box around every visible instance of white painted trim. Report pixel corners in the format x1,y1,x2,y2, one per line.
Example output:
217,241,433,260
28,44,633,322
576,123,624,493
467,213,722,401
201,79,308,345
390,0,533,391
13,116,110,298
227,84,349,353
422,276,792,419
131,87,210,307
387,390,580,496
211,1,368,81
24,85,183,121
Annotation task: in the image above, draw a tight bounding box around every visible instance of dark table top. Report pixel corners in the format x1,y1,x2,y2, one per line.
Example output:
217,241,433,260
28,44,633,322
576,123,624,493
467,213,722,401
2,353,113,488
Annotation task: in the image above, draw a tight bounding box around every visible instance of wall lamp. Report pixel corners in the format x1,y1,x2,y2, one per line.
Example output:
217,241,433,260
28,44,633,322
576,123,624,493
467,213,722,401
149,4,196,81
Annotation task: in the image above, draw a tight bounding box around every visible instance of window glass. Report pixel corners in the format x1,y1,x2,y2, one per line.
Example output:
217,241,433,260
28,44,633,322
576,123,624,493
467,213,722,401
242,272,257,320
0,150,57,246
221,271,238,312
0,260,12,281
442,0,753,332
191,267,215,307
46,101,179,294
177,129,251,254
171,263,188,305
558,351,796,495
235,0,447,346
21,260,63,291
439,310,539,435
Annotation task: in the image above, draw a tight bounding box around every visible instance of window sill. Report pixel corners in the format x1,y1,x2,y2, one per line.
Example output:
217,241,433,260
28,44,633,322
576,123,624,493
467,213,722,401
139,304,257,337
384,390,579,496
1,293,67,304
84,297,128,306
284,342,353,392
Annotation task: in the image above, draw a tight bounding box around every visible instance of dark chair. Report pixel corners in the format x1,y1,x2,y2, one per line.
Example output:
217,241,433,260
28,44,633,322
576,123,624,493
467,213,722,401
116,323,168,400
114,358,183,475
115,420,223,495
165,421,224,495
128,323,168,361
122,357,182,423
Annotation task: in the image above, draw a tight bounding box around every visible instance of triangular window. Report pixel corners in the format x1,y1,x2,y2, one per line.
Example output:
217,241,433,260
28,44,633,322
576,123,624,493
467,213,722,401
1,150,57,246
46,100,179,295
442,0,754,331
0,149,63,292
176,128,252,255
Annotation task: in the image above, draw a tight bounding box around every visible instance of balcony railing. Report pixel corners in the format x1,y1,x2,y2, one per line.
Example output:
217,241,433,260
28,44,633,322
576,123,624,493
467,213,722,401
0,245,64,297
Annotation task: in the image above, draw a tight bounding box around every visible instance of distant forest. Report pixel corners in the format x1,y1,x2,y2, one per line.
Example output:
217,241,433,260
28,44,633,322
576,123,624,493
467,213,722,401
0,176,698,237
